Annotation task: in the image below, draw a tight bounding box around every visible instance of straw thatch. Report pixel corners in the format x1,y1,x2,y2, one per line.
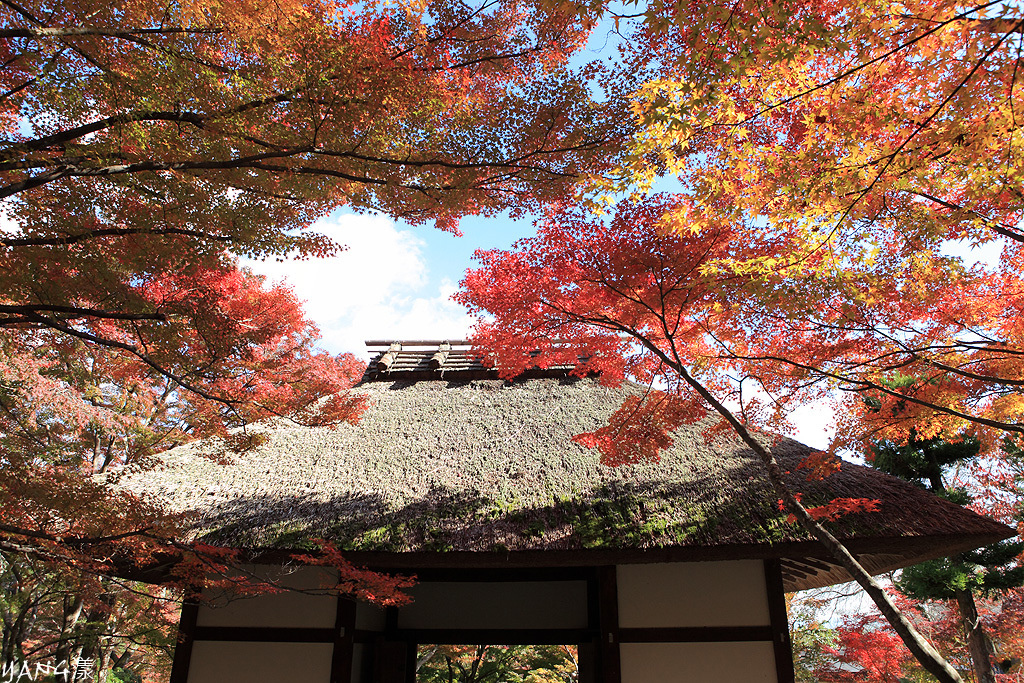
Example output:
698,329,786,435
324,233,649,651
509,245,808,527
114,373,1013,590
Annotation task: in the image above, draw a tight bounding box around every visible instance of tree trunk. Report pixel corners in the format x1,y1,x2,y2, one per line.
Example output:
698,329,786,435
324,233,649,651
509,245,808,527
417,645,441,674
5,604,32,666
673,365,965,683
54,594,85,673
955,588,996,683
95,645,111,683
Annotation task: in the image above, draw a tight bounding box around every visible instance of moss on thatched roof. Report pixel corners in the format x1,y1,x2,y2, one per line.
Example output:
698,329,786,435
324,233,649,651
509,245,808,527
114,376,1012,590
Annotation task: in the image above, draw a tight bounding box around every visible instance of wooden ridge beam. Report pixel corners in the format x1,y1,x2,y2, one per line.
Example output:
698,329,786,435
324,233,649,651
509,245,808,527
376,342,402,372
430,341,451,369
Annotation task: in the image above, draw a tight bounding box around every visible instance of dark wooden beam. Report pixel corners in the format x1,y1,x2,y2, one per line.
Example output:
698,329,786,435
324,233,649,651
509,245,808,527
331,597,356,683
791,557,833,573
765,559,796,683
242,532,1013,573
409,567,590,582
779,563,812,580
362,628,594,645
168,601,198,683
596,566,621,683
365,340,469,347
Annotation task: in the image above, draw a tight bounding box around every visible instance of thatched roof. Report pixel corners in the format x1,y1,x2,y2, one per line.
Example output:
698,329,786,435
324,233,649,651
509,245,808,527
114,350,1013,591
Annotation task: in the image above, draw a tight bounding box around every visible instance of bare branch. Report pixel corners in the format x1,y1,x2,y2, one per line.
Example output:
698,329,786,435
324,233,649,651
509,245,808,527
0,304,166,322
0,26,222,39
909,189,1024,243
1,226,234,247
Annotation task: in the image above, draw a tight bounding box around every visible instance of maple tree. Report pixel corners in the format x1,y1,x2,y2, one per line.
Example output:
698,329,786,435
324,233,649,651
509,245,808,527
824,612,915,682
415,644,578,683
0,0,623,228
621,1,1024,674
793,586,1024,681
789,434,1024,683
604,0,1024,446
0,553,179,683
789,591,845,682
0,0,627,425
0,267,414,679
0,266,368,570
0,0,628,565
457,190,1024,681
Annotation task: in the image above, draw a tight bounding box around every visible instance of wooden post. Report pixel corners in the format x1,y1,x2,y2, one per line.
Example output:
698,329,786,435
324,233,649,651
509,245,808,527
577,642,597,683
405,642,417,683
764,559,796,683
372,606,409,683
373,642,409,683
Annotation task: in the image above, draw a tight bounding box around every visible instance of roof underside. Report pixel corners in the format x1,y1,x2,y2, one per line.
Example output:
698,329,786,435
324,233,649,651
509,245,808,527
115,373,1013,592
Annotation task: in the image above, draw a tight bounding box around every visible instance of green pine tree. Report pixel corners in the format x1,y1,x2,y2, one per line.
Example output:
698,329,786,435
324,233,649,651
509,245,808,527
870,434,1023,683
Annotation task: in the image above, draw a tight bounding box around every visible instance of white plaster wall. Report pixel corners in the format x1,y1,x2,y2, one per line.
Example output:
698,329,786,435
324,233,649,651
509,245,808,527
196,565,337,628
187,641,333,683
398,581,588,629
620,642,777,683
617,561,770,628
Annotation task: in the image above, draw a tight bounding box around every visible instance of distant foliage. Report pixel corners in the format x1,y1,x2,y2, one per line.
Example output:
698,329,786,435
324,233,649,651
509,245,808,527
416,644,578,683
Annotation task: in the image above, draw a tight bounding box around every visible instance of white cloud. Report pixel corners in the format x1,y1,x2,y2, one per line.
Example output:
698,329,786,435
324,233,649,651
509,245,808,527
245,213,473,356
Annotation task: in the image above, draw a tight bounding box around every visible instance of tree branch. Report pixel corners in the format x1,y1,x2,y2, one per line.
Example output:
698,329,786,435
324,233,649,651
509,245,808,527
15,311,240,410
0,305,167,322
0,523,155,547
0,27,222,39
908,190,1024,243
1,226,234,247
734,352,1024,433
